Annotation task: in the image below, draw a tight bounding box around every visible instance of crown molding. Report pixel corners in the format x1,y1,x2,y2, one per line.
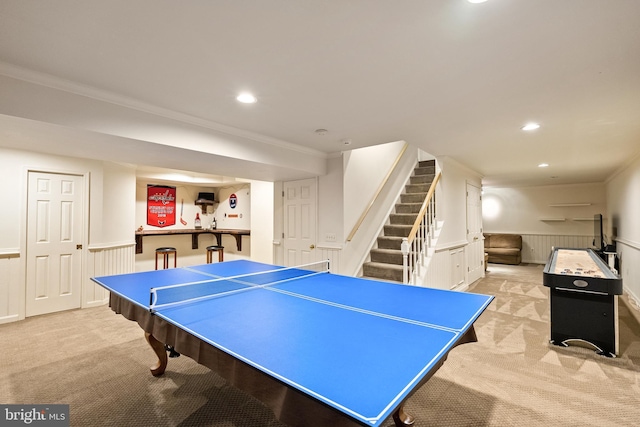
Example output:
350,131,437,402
606,148,640,184
0,61,328,159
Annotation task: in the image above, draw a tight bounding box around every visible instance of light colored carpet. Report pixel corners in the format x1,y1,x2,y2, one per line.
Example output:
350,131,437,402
1,263,639,426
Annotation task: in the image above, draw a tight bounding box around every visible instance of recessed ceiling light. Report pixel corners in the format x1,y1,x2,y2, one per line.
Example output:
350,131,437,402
522,123,540,131
314,129,328,136
538,163,549,168
236,93,257,103
468,0,488,3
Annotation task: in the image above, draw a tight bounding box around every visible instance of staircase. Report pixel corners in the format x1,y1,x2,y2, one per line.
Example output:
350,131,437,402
362,160,436,282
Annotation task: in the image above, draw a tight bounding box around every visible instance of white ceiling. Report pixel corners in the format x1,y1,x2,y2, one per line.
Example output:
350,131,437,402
0,0,639,187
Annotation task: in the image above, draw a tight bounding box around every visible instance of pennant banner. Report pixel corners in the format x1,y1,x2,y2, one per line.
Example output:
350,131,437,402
147,185,176,228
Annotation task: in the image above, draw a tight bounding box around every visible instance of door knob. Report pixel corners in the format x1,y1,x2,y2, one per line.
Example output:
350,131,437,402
310,244,315,249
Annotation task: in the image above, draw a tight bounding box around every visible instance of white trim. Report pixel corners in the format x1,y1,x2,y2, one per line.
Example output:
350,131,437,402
434,240,468,252
88,241,136,251
83,300,109,308
316,244,343,250
605,149,640,184
0,314,20,324
615,237,640,251
0,61,327,159
23,167,89,318
0,249,20,257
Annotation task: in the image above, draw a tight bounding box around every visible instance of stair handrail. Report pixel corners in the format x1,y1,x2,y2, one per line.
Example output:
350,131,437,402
406,171,441,244
346,143,408,242
402,171,441,284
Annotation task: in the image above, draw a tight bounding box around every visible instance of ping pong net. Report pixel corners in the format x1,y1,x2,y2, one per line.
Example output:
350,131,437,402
149,260,330,312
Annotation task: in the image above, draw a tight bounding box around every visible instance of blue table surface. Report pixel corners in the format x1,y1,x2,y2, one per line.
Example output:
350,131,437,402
93,260,493,426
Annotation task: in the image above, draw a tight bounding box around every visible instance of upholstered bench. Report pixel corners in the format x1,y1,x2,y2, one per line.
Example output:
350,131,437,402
483,233,522,265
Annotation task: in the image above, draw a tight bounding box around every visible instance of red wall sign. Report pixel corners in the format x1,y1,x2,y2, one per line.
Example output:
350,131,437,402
147,185,176,228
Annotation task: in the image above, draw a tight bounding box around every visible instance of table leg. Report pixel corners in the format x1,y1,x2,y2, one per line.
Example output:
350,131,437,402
392,404,415,426
144,332,167,377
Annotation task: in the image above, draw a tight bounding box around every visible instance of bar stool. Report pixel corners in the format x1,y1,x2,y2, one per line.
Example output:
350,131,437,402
155,247,177,270
206,245,224,263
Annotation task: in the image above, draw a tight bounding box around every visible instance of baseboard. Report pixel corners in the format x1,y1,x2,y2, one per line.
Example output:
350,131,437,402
83,299,109,308
622,291,640,326
0,313,20,324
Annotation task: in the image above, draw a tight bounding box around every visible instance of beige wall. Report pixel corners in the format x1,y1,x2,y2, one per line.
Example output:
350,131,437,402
482,183,607,264
248,180,274,265
606,153,640,304
342,141,406,239
338,143,417,275
435,157,483,248
0,147,274,323
0,147,136,323
133,179,275,270
481,162,640,307
482,183,606,236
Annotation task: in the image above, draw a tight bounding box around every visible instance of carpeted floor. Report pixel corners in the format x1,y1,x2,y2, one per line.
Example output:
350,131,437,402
1,263,639,426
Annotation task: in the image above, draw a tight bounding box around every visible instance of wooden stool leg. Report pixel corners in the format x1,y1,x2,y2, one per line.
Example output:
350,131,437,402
155,253,159,270
173,251,177,268
218,249,224,262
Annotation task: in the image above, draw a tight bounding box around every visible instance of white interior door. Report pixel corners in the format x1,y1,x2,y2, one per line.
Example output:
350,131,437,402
283,178,317,267
26,171,84,317
466,182,484,284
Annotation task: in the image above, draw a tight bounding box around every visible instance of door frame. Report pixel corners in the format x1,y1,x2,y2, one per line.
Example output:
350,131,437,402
465,181,484,284
280,177,318,267
21,167,90,319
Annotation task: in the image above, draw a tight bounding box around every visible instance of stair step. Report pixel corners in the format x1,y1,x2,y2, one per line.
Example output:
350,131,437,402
370,248,403,265
414,166,435,176
410,174,435,185
377,236,404,250
384,224,412,237
389,213,418,225
405,183,430,194
395,203,422,214
361,159,436,285
400,193,427,204
362,262,403,283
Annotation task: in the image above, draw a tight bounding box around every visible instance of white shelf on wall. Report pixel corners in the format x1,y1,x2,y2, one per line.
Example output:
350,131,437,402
548,203,592,207
572,217,595,221
540,218,567,222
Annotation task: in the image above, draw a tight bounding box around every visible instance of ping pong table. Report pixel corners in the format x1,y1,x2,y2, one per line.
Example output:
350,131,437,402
92,260,493,427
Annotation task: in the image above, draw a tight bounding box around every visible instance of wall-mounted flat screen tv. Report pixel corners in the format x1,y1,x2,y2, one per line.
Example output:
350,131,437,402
593,213,604,251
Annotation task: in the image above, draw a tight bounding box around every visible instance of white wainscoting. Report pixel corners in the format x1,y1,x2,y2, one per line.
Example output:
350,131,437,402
521,234,593,264
424,243,468,290
0,251,21,324
424,249,450,290
86,243,136,307
617,238,640,312
0,244,135,324
316,245,342,274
